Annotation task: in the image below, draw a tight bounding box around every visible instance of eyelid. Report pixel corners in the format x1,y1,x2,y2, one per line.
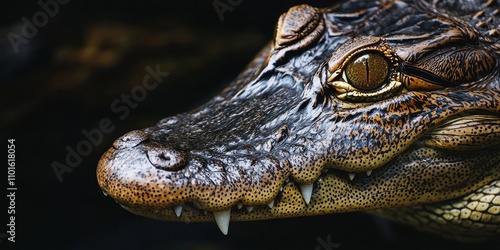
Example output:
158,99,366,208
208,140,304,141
327,36,382,74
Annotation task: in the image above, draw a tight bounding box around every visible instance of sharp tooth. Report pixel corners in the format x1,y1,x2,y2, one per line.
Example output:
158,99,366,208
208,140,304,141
366,170,372,176
348,173,355,180
214,209,231,235
299,183,313,204
237,203,243,209
246,206,254,212
102,191,108,196
173,205,183,217
267,200,274,208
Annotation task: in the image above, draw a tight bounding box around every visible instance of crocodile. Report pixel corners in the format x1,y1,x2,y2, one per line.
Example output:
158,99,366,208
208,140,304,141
97,0,500,242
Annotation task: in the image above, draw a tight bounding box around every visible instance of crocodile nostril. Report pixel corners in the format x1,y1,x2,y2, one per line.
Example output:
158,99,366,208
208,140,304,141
113,130,149,149
146,144,187,171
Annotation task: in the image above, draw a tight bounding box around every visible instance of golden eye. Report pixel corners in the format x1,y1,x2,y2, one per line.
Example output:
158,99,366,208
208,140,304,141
345,53,388,90
326,37,403,102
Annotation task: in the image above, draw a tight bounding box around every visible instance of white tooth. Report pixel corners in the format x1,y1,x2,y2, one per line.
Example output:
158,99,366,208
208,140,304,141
299,183,313,204
267,200,274,208
246,206,254,212
214,209,231,235
237,203,243,209
173,205,183,217
102,191,108,196
348,173,355,180
366,170,372,176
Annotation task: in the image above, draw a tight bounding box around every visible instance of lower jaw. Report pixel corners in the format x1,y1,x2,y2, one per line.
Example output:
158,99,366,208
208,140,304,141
117,164,499,235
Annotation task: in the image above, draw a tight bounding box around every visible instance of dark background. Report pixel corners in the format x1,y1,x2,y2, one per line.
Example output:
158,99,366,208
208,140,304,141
1,0,497,249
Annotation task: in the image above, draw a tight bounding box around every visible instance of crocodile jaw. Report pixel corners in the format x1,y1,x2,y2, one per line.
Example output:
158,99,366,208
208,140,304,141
97,83,500,234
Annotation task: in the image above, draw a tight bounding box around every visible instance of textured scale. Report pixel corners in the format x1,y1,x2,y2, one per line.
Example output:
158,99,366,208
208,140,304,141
97,0,500,242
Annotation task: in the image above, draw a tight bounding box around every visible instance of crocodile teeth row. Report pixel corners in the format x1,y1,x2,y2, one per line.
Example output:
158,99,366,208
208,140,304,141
298,171,374,204
170,169,377,235
170,205,232,235
170,201,274,234
347,170,373,180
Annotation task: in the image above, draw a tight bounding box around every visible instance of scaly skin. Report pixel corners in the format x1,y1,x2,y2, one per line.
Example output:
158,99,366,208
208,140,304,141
97,0,500,241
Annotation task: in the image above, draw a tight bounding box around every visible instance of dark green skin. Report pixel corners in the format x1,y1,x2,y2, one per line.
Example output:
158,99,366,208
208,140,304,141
97,0,500,241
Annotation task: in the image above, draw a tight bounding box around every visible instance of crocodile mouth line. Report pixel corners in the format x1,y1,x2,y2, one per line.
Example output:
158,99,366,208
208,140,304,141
115,166,376,235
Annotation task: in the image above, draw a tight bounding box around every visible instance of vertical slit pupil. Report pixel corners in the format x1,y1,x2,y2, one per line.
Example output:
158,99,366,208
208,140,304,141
345,52,389,90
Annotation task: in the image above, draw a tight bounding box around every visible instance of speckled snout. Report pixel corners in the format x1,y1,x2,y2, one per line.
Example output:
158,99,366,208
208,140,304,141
97,122,291,209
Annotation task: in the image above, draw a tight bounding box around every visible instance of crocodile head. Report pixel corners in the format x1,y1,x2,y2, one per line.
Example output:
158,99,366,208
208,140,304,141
97,0,500,240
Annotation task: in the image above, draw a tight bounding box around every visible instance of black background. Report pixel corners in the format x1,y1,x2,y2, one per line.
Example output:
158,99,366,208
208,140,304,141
1,0,497,249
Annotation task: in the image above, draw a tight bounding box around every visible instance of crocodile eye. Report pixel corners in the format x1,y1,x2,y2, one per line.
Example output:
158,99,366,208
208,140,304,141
345,53,388,90
326,36,403,102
